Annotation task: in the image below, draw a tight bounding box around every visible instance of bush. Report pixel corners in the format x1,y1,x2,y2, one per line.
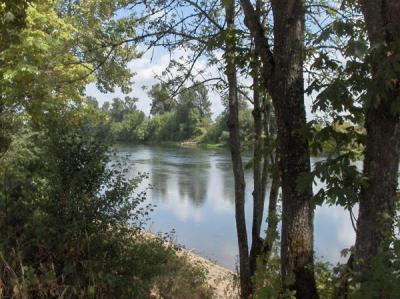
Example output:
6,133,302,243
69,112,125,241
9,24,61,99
0,104,212,298
201,114,228,144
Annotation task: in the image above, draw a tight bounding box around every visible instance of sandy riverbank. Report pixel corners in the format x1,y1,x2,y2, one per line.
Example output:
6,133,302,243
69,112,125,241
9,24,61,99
142,231,239,298
180,248,239,299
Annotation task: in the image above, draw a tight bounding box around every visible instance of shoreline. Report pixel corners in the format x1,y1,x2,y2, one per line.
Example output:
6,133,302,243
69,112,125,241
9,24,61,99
181,247,239,299
142,231,239,299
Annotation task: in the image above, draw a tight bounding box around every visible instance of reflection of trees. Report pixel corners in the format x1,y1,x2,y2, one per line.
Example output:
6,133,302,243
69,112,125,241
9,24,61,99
151,167,169,199
219,160,253,205
177,164,208,207
149,146,170,201
222,170,235,204
149,145,211,207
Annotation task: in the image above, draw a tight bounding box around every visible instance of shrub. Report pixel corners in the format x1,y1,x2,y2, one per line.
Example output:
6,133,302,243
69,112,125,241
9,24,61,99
0,105,212,298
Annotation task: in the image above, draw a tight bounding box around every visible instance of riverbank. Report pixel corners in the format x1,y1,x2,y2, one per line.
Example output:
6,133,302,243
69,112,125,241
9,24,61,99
146,140,227,149
142,231,239,298
181,247,239,298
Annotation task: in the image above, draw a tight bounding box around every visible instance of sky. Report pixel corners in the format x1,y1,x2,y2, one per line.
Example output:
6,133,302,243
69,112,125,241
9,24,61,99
85,46,315,120
85,46,228,118
85,3,318,120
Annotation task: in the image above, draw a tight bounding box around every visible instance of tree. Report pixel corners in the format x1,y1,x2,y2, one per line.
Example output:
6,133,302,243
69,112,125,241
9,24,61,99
0,0,32,52
109,96,139,122
248,60,280,278
134,1,281,296
174,84,212,138
0,0,138,128
148,83,175,115
239,0,318,297
181,83,212,119
354,0,400,288
113,109,147,142
0,1,214,297
223,1,251,297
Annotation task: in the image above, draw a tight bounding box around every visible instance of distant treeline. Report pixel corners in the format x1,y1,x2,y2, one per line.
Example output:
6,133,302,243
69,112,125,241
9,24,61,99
95,84,364,156
95,83,254,146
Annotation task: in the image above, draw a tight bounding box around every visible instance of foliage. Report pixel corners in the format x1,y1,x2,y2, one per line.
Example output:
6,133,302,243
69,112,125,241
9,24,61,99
0,1,213,298
154,250,214,299
0,102,213,298
252,256,285,299
148,83,175,116
346,211,400,298
55,0,138,94
112,110,147,142
1,0,91,117
201,113,228,144
0,0,32,51
108,84,222,144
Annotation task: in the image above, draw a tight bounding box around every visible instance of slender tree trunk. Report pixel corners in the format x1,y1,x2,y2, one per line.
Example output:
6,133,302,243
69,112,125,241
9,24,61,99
224,1,251,297
263,168,280,261
261,96,280,262
355,0,400,279
249,65,266,276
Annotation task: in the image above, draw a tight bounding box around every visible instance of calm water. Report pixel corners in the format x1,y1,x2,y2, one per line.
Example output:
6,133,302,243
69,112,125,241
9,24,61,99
111,144,356,270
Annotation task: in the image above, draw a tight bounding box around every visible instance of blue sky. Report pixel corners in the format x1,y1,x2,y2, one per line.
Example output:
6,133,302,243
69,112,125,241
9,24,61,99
85,46,228,118
85,4,316,119
85,44,315,119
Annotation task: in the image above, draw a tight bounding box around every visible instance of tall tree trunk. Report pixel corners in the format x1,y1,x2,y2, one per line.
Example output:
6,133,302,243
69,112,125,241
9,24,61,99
355,0,400,280
262,167,280,261
240,0,318,297
261,97,280,261
271,2,317,297
224,1,251,297
249,64,266,276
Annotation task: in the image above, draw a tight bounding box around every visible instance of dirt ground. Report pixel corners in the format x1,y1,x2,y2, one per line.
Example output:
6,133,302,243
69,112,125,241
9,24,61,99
182,249,239,299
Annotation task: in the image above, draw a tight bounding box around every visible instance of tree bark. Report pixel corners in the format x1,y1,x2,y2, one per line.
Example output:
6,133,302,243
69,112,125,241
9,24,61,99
271,2,318,297
240,0,318,297
263,167,280,261
224,1,251,297
261,95,280,262
249,65,266,276
355,0,400,280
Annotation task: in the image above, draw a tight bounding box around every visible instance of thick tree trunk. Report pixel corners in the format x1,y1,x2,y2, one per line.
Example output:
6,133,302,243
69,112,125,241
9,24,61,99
224,1,251,297
356,104,400,270
271,2,318,297
355,0,400,279
271,91,317,298
240,1,318,297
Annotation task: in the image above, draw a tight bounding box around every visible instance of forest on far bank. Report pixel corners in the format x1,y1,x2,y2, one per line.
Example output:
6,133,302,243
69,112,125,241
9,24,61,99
100,85,364,157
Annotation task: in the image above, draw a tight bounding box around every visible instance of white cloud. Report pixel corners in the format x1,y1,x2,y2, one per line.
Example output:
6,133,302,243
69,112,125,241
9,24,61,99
85,48,170,114
85,46,315,119
315,204,357,263
317,205,357,246
85,47,227,117
162,181,204,223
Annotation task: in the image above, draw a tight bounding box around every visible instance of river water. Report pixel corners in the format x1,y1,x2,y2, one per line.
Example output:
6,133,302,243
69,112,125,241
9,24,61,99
112,144,356,270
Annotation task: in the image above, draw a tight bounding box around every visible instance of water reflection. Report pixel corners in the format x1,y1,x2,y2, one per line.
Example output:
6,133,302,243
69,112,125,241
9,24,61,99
150,168,169,198
112,144,355,270
177,166,208,207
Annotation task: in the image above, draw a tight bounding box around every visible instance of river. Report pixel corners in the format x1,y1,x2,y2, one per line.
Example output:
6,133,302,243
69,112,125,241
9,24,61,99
112,144,356,270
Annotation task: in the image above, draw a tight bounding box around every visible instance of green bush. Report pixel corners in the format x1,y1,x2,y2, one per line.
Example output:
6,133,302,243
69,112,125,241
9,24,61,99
0,104,212,298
